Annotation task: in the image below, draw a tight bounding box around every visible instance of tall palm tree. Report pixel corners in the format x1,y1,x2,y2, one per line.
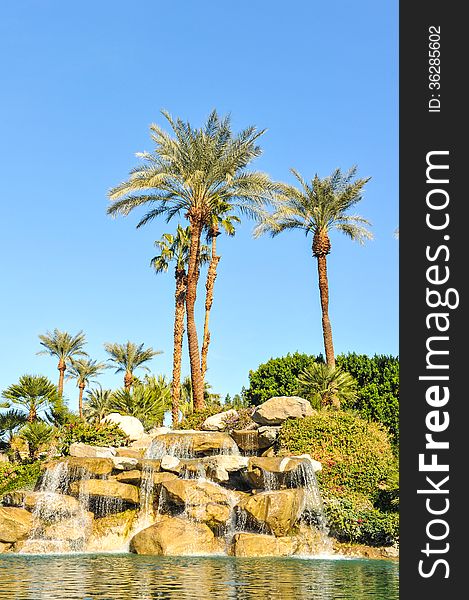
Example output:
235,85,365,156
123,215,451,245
1,375,58,422
104,341,162,391
201,209,240,379
151,225,209,427
107,110,279,410
38,329,88,396
255,167,372,366
67,358,108,419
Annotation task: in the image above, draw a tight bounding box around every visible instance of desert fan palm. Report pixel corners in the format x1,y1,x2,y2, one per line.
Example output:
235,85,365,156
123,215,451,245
67,358,108,419
104,341,162,391
38,329,88,396
20,420,55,459
255,166,372,366
1,375,58,422
108,109,279,410
0,409,28,442
109,376,171,429
296,362,358,410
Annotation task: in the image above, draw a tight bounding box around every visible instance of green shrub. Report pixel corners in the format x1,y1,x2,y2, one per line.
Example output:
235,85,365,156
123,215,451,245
0,461,42,497
325,496,399,546
278,411,398,500
58,421,130,455
179,406,223,430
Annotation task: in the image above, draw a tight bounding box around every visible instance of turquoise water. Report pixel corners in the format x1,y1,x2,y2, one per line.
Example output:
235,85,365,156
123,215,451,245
0,554,398,600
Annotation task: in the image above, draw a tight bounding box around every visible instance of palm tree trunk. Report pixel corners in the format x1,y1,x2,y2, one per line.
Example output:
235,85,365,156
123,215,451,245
28,404,37,423
57,359,66,397
78,384,85,419
171,268,187,427
201,233,220,378
186,217,205,411
124,371,133,391
316,255,335,367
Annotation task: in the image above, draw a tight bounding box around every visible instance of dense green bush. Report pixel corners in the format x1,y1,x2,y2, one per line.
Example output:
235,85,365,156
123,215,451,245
243,352,321,405
0,461,42,497
179,406,223,430
278,411,398,499
58,421,130,455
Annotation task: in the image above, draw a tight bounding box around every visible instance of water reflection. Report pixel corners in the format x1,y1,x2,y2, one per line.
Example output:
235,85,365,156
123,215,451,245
0,554,398,600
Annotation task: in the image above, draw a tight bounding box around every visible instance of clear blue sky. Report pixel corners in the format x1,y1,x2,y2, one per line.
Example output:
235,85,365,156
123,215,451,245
0,1,398,412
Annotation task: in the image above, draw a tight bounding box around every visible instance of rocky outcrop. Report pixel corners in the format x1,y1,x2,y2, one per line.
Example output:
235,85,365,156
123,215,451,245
102,413,143,441
0,507,33,543
202,409,238,431
70,479,139,505
231,430,265,452
43,513,94,542
230,532,296,557
153,431,239,456
251,396,314,425
68,443,117,459
3,491,82,518
161,479,232,508
86,509,137,552
44,457,114,477
240,489,304,536
129,516,215,555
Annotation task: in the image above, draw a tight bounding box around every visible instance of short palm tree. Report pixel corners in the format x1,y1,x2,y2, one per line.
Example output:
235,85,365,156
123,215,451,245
151,225,209,426
67,358,108,419
255,167,372,366
109,376,171,429
107,110,279,410
38,329,88,396
83,386,113,424
296,362,358,409
104,341,162,391
0,409,28,443
20,420,55,459
1,375,58,422
201,209,240,379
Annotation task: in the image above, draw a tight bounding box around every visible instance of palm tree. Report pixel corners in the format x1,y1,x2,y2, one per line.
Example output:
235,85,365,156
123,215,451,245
20,421,55,459
296,362,358,409
104,341,162,391
1,375,58,422
83,386,113,424
255,167,372,366
38,329,88,396
107,110,279,410
0,409,28,443
67,358,108,419
109,376,171,429
151,225,209,426
201,209,240,379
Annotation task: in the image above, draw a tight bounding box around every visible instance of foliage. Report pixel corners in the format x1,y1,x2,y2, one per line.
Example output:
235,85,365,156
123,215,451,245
83,387,113,424
296,363,358,409
336,353,399,444
0,409,28,442
151,225,210,273
38,329,88,363
179,405,223,430
179,376,221,418
325,495,399,546
243,353,323,405
104,341,162,387
222,407,255,431
19,421,56,459
1,374,59,421
278,411,398,500
44,395,78,427
58,421,130,455
67,358,108,388
0,461,43,497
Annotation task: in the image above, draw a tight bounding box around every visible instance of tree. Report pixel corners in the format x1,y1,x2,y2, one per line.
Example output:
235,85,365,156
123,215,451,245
83,387,113,424
296,363,358,409
67,358,108,419
104,341,162,391
1,375,58,422
0,409,28,443
107,110,278,410
201,210,239,378
255,167,372,366
151,225,209,427
19,421,55,459
38,329,88,396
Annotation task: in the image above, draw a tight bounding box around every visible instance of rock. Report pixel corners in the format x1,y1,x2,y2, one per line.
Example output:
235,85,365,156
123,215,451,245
161,479,232,508
231,430,264,452
135,458,161,472
129,516,215,555
186,503,232,529
245,456,315,489
160,455,180,472
0,507,33,543
240,489,304,536
115,469,142,485
201,409,238,431
149,426,171,436
86,509,137,552
62,457,115,477
202,455,249,483
251,396,314,425
43,512,94,542
68,443,116,459
257,426,281,446
3,491,82,518
129,434,155,450
0,541,12,553
69,479,139,505
296,453,322,472
111,456,139,471
102,413,143,441
231,533,296,557
152,431,239,456
115,447,145,459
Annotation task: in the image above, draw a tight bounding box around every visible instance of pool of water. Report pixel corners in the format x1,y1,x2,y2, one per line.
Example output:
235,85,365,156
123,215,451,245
0,553,399,600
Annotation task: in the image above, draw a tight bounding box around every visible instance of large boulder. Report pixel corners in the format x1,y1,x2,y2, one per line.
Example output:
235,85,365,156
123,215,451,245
201,409,238,431
129,516,215,555
115,469,178,488
245,456,318,489
231,430,265,452
68,443,116,459
111,456,139,471
0,507,33,543
62,457,115,477
69,479,139,505
230,532,296,557
86,509,137,552
42,512,94,542
202,455,249,483
251,396,314,425
2,491,82,518
152,431,239,456
161,478,232,508
115,447,145,459
102,413,144,441
240,489,304,536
